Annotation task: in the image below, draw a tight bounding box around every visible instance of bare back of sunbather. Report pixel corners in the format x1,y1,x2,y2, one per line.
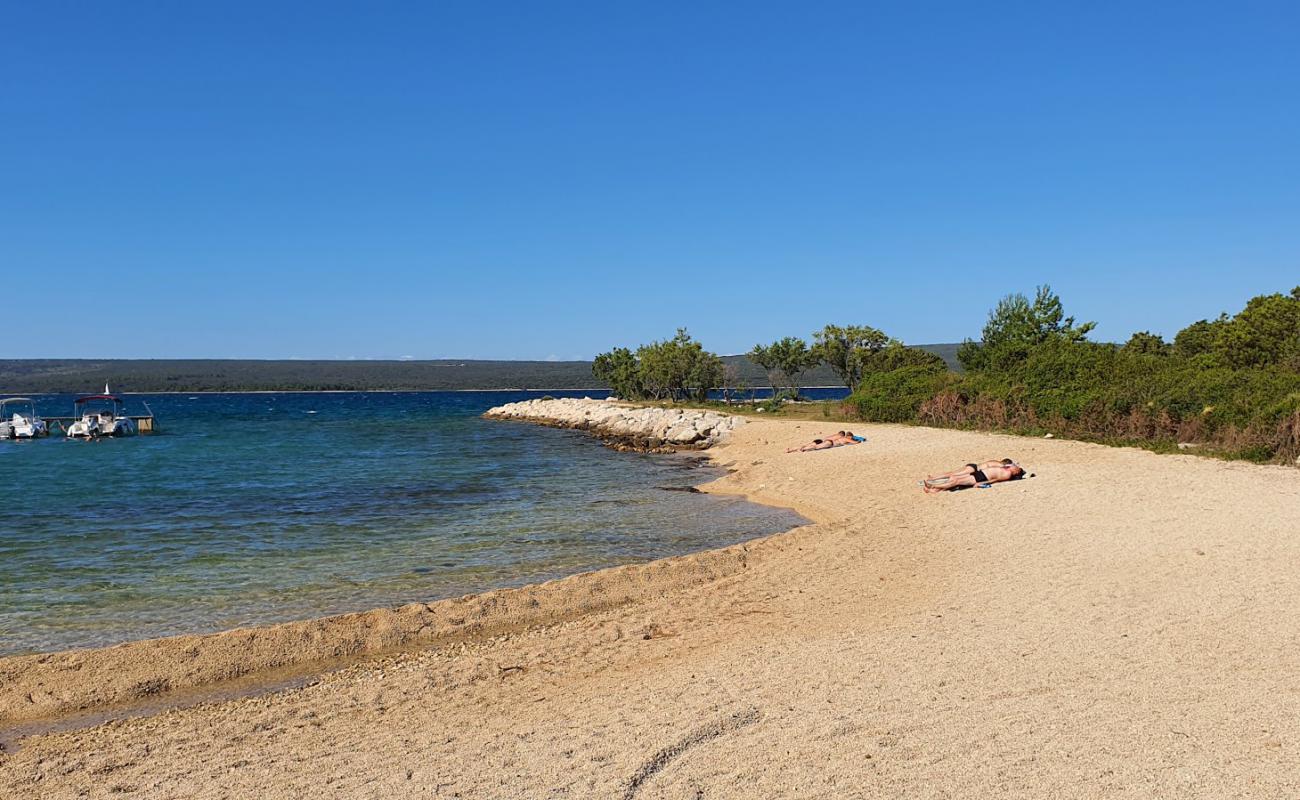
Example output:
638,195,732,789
922,461,1024,493
787,431,860,453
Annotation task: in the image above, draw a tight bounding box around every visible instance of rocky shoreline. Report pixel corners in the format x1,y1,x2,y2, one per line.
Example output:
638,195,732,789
483,397,744,452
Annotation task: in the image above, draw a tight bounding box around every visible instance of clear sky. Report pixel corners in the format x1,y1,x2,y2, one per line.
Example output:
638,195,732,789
5,2,1298,359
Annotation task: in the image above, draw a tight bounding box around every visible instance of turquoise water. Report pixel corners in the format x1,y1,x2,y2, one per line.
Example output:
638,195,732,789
0,391,806,657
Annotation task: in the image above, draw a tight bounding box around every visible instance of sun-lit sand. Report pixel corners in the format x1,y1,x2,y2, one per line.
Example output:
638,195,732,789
3,416,1299,798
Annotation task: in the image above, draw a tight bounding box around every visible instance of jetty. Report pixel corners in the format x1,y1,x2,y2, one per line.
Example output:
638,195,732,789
40,412,158,435
485,397,742,452
14,388,160,436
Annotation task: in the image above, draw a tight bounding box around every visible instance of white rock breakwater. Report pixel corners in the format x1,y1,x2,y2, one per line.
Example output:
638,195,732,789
484,398,744,452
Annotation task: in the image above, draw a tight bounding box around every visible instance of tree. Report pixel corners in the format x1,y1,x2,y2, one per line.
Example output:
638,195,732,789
1212,291,1300,369
812,324,892,391
720,362,750,404
1172,316,1226,358
637,336,683,401
591,347,643,399
636,329,723,401
686,350,724,402
868,341,947,373
749,337,818,397
958,285,1096,372
1123,331,1170,356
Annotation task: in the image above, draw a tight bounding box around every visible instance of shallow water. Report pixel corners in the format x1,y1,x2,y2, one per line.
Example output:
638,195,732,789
0,391,812,656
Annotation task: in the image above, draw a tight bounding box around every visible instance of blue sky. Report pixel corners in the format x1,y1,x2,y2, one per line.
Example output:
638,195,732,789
4,2,1298,359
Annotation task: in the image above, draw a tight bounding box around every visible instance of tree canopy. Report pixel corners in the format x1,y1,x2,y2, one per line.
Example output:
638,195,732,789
592,329,723,402
1123,331,1170,356
591,347,642,399
748,337,819,397
811,324,892,391
958,285,1096,372
1211,290,1300,369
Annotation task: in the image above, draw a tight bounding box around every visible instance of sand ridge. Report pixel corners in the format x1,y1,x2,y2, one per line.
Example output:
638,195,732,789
3,418,1300,798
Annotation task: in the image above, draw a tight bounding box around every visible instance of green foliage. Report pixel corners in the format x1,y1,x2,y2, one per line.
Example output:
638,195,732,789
847,285,1300,463
686,350,725,403
851,363,950,423
1211,290,1300,369
637,329,723,401
811,324,892,391
1123,331,1170,355
958,285,1096,372
1169,291,1300,371
748,337,818,396
1172,317,1226,358
926,327,1300,462
593,330,724,402
867,341,947,372
591,347,643,400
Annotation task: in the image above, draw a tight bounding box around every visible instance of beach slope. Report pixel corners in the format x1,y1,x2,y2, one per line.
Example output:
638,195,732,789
3,417,1299,798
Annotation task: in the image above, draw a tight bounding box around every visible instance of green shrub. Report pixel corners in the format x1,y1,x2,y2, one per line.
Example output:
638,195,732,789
851,363,949,423
867,285,1300,463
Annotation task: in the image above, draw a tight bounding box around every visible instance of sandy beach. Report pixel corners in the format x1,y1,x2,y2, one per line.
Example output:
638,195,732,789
3,416,1300,798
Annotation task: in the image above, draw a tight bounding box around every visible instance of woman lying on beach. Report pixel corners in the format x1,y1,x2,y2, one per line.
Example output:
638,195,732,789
786,431,866,452
921,459,1026,493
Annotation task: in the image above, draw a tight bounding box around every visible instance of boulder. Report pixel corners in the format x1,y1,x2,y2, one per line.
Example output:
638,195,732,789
483,398,743,451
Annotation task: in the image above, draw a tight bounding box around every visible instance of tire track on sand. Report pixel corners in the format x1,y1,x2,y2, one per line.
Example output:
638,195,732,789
622,706,762,799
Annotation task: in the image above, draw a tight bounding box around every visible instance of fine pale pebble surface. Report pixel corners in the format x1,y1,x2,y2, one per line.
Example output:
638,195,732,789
3,414,1300,798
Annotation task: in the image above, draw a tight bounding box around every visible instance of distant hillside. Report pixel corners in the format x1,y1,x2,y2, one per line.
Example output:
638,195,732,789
0,346,962,393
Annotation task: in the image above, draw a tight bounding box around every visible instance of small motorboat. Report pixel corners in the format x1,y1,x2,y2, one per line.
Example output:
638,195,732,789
0,397,48,439
66,389,136,438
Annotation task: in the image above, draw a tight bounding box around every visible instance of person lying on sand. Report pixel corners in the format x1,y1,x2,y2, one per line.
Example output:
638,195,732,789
927,459,1014,482
786,431,866,452
921,459,1025,492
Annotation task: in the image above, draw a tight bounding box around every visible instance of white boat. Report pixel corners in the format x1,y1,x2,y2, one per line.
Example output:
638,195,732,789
66,390,136,438
0,397,48,439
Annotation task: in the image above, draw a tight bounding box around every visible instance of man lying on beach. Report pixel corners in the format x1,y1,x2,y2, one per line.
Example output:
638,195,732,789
921,459,1026,492
786,431,866,452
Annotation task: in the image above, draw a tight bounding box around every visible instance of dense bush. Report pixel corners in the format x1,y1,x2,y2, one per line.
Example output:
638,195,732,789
852,363,951,423
851,285,1300,463
589,286,1300,463
914,347,1300,462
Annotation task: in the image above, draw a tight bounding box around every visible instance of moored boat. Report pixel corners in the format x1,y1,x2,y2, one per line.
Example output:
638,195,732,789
0,397,48,439
66,390,136,438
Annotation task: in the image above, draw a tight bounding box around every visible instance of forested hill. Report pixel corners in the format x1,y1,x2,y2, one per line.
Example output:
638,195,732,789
1,346,961,393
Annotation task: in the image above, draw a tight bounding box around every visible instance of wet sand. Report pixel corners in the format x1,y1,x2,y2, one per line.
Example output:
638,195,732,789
3,417,1299,798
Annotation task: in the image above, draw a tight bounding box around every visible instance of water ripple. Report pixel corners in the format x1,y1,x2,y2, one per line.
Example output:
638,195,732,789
0,391,806,655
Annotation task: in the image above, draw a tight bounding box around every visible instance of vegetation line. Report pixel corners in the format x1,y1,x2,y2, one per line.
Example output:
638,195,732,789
595,286,1300,465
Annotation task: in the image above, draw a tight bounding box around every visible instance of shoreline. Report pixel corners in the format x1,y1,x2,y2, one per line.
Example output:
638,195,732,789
5,415,1300,796
0,528,790,726
0,406,785,728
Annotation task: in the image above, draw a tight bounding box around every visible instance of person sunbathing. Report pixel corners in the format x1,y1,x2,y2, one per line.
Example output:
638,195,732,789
927,458,1013,481
787,431,866,452
921,459,1025,492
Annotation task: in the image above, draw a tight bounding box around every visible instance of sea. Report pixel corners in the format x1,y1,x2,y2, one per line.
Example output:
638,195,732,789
0,390,844,657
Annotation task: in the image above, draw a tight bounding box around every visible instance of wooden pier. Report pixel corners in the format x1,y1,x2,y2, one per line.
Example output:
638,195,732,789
41,415,157,435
